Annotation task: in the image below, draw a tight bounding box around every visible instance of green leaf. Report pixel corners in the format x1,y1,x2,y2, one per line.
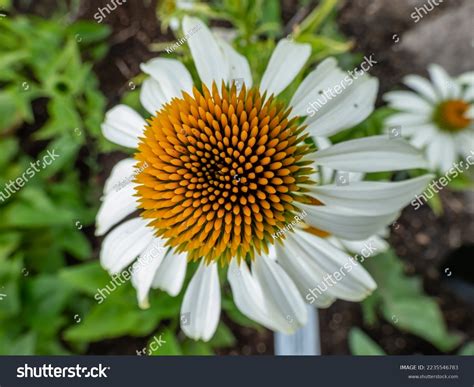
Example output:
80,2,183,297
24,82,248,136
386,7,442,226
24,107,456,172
458,342,474,355
59,228,92,260
349,328,385,355
0,232,21,260
208,323,236,348
364,250,463,352
182,340,214,355
0,187,75,228
59,261,111,296
149,329,182,356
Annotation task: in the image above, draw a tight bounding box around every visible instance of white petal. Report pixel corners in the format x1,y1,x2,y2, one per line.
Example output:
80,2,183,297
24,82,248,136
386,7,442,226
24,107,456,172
305,76,378,136
457,71,474,87
252,253,308,333
139,77,167,115
282,229,377,301
228,259,283,330
290,57,340,115
312,135,428,172
260,39,311,97
409,125,436,148
275,241,336,308
183,16,228,87
96,184,137,236
403,74,439,103
100,218,154,274
96,159,142,236
299,203,399,241
426,133,457,173
140,58,193,102
218,38,253,89
181,261,220,342
101,105,146,148
103,158,137,195
305,174,433,215
131,238,167,308
152,250,187,296
336,235,389,255
385,112,430,129
384,91,433,114
313,136,334,185
428,64,457,99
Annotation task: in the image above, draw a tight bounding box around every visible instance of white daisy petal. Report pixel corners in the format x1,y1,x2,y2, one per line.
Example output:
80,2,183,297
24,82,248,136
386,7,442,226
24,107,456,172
252,253,307,334
385,113,431,129
101,105,146,148
96,159,142,236
289,57,341,115
260,39,311,97
283,229,377,301
140,58,193,101
299,203,399,241
183,16,228,87
305,174,433,215
304,76,378,137
463,86,474,101
139,77,167,115
181,261,220,342
403,74,439,103
311,135,428,172
100,218,154,274
336,235,389,256
275,240,336,308
409,125,436,148
152,250,187,296
383,91,433,114
103,158,137,195
313,136,334,185
457,71,474,87
228,259,283,331
131,238,167,308
218,38,253,89
428,64,457,99
96,184,137,236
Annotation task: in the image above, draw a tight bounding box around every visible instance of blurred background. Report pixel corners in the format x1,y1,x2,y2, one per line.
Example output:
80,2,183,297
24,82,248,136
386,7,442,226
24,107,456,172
0,0,473,355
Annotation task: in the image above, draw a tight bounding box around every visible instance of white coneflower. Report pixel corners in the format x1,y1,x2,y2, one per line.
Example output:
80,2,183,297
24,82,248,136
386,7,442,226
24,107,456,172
384,65,474,173
96,16,432,341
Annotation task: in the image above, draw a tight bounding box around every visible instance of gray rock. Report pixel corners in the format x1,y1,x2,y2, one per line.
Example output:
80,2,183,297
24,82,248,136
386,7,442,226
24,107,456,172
399,0,474,75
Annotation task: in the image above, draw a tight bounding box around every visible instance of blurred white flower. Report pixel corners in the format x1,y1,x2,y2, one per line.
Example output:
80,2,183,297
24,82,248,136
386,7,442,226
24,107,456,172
384,65,474,173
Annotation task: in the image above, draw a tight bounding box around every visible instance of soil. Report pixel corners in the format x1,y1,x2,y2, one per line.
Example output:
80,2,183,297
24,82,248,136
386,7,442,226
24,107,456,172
13,0,474,355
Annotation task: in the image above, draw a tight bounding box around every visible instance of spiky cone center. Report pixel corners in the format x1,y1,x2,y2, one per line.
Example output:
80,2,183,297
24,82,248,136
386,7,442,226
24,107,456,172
434,99,471,132
134,82,315,266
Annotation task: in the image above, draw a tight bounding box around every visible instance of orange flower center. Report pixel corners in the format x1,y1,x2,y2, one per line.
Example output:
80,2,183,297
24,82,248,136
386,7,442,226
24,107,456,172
434,100,471,132
134,82,313,265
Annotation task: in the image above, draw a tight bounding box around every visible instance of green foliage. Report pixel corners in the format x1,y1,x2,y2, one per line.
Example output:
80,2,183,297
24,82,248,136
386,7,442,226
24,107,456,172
0,15,111,355
362,251,463,353
349,328,385,355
